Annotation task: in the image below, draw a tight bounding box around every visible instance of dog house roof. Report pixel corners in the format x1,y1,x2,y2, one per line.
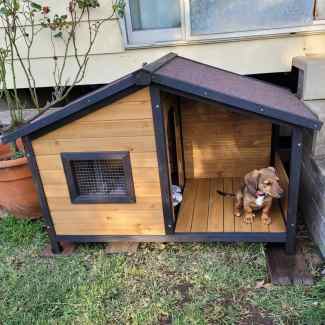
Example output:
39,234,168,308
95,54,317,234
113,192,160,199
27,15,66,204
1,53,321,144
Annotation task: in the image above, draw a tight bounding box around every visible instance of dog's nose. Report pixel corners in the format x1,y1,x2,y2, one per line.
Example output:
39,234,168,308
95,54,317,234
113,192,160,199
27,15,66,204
277,189,284,198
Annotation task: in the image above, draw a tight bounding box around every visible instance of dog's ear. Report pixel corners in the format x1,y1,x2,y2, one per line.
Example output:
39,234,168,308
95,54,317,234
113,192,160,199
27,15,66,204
244,170,260,194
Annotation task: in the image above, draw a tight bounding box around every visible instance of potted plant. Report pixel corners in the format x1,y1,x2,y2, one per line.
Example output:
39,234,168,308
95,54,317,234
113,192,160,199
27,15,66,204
0,0,125,218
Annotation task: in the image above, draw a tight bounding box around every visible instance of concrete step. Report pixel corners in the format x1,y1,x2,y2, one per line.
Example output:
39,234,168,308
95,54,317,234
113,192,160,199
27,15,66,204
293,54,325,100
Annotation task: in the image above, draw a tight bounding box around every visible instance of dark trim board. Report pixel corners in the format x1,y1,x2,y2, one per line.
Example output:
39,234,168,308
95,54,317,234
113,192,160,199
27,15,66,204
286,127,303,254
150,85,175,234
152,74,321,130
22,136,62,254
56,232,287,243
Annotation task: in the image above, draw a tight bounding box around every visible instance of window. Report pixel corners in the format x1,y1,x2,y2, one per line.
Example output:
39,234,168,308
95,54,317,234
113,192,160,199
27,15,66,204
124,0,183,44
61,152,135,204
315,0,325,20
189,0,314,36
122,0,324,46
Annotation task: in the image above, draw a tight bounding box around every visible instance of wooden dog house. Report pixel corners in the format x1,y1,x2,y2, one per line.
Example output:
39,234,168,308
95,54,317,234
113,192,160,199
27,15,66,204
2,53,321,254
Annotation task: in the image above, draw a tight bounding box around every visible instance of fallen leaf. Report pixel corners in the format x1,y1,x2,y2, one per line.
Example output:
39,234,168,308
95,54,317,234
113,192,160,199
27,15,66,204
255,280,265,289
263,283,273,289
255,280,272,289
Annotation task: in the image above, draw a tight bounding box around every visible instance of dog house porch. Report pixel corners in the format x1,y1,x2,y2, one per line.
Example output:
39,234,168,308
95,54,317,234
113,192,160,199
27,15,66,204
175,178,286,234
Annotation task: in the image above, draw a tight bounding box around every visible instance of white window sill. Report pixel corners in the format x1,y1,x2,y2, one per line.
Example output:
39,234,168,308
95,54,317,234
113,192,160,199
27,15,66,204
122,21,325,50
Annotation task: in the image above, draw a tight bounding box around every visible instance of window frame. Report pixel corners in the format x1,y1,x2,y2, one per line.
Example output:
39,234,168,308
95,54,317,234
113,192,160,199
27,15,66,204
121,0,325,47
124,0,185,45
61,151,136,204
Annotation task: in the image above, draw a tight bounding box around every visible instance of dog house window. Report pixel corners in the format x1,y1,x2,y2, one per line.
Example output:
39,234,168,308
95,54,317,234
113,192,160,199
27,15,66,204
61,152,135,204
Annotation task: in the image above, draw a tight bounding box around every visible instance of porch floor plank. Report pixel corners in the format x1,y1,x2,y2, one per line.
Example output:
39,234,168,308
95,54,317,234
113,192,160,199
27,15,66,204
207,178,224,232
191,179,210,232
176,178,286,234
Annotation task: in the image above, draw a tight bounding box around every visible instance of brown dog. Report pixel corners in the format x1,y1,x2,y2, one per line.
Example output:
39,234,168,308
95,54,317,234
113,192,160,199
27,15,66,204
234,167,284,225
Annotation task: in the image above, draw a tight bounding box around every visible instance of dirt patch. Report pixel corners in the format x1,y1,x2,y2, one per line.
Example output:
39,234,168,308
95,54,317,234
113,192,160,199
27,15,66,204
240,305,274,325
0,208,8,219
159,315,172,325
174,283,193,306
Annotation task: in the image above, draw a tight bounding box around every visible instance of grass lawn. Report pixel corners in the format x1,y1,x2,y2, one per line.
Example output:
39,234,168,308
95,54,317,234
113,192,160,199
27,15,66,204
0,215,325,325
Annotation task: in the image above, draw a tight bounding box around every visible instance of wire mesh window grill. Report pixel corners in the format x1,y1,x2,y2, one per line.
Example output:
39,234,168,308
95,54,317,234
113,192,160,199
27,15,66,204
71,159,128,197
62,152,135,204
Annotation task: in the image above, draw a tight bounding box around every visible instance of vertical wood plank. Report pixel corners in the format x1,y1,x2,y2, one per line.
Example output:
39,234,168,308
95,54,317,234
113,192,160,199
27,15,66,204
275,153,289,220
223,178,235,232
252,211,270,233
174,106,185,188
269,201,286,233
208,178,224,232
234,178,252,233
175,180,197,232
191,179,210,232
270,124,280,165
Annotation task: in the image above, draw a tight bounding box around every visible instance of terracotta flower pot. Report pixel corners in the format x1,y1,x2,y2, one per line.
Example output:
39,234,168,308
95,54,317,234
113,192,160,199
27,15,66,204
0,142,42,219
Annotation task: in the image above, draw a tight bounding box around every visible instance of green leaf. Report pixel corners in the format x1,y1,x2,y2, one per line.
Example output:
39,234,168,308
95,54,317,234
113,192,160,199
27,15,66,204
54,31,62,38
30,2,42,11
0,7,9,16
13,0,20,11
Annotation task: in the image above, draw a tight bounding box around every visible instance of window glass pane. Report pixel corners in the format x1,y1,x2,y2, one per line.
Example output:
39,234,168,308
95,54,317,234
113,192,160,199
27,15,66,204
129,0,181,30
315,0,325,20
190,0,314,35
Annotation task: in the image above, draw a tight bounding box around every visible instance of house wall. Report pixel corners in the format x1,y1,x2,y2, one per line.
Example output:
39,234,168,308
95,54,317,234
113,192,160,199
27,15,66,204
5,0,325,89
180,98,272,178
31,88,166,236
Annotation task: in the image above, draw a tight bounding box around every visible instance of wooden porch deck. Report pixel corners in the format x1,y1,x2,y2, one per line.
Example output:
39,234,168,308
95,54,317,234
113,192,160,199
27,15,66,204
175,178,286,234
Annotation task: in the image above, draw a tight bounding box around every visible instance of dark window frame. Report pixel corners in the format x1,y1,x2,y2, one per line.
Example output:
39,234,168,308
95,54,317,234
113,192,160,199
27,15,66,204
61,151,136,204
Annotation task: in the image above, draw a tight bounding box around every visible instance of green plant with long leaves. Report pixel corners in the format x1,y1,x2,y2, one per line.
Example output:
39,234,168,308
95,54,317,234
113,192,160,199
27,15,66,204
0,0,125,156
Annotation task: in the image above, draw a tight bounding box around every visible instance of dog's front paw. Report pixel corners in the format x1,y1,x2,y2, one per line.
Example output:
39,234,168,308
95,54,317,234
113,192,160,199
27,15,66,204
244,213,254,224
234,211,241,218
261,214,271,225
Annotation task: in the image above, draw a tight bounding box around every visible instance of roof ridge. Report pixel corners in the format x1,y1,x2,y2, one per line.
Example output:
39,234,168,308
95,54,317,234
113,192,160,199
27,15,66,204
142,52,178,73
135,53,178,86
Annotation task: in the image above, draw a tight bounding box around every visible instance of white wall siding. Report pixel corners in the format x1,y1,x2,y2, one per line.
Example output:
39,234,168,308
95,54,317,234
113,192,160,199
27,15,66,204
6,33,325,88
2,0,325,88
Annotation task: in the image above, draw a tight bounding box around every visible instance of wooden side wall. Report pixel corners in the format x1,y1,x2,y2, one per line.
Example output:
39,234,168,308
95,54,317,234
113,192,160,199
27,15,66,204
275,153,289,220
180,98,272,178
32,88,165,236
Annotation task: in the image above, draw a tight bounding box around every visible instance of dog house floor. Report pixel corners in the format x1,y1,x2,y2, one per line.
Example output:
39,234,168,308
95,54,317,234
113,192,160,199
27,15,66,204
175,178,286,234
